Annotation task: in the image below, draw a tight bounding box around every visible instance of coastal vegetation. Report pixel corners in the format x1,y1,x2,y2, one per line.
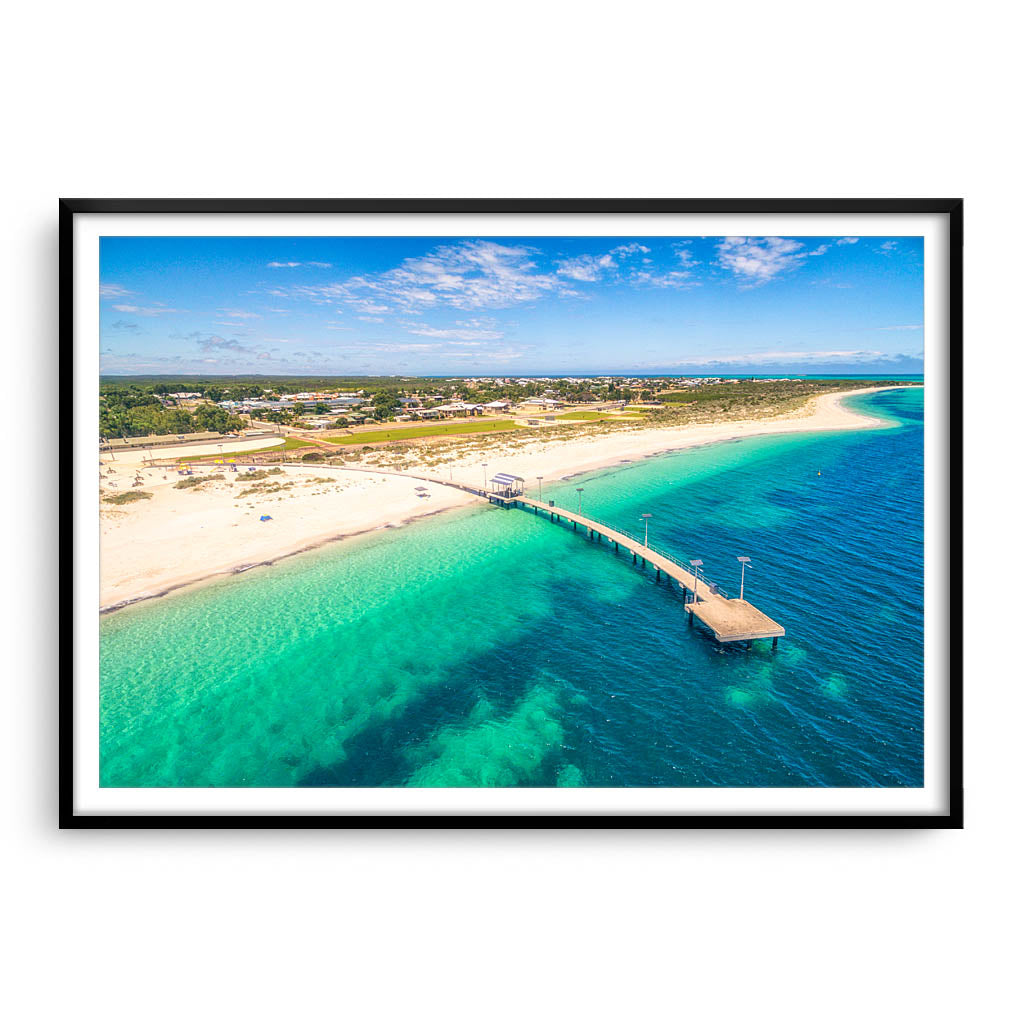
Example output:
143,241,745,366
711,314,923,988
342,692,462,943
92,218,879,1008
99,387,245,439
237,480,293,498
235,469,283,482
100,374,631,405
649,379,911,426
102,490,153,504
174,473,225,490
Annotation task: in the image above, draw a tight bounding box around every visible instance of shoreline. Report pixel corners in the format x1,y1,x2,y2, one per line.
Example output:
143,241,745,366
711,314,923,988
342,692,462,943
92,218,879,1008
99,386,912,614
99,503,474,615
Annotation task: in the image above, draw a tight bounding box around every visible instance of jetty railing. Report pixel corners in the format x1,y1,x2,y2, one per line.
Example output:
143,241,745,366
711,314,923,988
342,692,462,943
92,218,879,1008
519,499,731,599
511,493,789,644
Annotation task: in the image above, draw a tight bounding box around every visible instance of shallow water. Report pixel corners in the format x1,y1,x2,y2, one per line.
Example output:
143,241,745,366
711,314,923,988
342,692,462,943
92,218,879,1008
100,388,924,788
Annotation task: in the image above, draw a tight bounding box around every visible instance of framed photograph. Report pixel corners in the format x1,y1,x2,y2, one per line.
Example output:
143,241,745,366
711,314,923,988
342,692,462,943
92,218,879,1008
62,198,962,827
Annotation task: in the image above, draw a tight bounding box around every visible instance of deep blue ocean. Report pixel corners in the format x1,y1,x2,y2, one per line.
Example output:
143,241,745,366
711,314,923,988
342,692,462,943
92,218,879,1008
100,387,924,788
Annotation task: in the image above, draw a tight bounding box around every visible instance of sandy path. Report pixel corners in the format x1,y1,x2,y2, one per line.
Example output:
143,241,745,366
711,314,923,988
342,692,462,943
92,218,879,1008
101,435,285,470
99,386,909,611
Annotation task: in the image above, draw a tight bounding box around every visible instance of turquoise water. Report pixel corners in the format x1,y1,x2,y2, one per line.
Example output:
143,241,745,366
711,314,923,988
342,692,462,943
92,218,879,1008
100,388,924,788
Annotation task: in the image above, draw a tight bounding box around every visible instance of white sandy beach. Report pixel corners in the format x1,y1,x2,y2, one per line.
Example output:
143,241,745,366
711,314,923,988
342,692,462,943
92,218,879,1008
99,387,905,610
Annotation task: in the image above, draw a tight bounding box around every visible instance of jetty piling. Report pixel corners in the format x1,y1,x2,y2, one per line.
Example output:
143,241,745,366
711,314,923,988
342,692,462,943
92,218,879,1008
503,493,785,646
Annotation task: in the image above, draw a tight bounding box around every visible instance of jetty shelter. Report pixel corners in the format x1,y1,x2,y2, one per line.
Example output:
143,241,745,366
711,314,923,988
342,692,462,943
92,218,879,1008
490,473,525,498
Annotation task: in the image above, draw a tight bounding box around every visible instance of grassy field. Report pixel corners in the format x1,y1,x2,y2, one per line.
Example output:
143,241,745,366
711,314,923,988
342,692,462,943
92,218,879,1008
553,410,645,422
324,420,522,445
190,436,313,461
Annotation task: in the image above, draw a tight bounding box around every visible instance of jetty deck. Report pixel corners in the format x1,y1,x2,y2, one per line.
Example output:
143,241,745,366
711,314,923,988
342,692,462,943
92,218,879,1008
505,495,785,645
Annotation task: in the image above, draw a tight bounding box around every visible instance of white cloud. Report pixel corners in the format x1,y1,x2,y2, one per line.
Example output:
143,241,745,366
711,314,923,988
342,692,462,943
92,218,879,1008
100,283,134,299
626,245,700,289
217,308,261,319
716,237,826,287
631,269,695,289
612,242,651,258
112,303,187,315
668,349,897,366
404,318,504,341
267,261,302,268
554,253,616,282
672,245,697,266
286,239,706,315
348,299,392,316
837,237,859,245
555,242,652,282
877,324,923,331
296,240,565,313
192,333,253,354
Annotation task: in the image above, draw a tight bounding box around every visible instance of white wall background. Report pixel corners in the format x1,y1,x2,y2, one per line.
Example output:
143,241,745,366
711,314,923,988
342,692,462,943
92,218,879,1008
4,2,1018,1021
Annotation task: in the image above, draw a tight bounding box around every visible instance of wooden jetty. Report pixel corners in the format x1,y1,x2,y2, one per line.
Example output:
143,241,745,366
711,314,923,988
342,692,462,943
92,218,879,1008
498,493,785,646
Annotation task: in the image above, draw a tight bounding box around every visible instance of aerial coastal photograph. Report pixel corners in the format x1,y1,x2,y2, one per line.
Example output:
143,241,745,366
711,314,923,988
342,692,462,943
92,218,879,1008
97,234,924,789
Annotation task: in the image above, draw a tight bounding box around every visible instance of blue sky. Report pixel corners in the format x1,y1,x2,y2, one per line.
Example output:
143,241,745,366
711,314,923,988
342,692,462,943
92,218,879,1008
99,235,924,375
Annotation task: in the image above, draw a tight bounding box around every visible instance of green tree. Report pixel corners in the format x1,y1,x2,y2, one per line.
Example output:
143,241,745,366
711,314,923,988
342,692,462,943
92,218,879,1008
373,390,400,420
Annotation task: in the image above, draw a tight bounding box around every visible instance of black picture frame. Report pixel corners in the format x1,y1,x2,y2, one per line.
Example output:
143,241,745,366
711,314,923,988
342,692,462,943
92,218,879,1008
61,197,963,829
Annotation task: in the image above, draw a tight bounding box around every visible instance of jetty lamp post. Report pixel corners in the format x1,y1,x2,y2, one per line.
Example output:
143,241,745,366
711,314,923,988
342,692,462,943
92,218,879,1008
537,475,543,501
640,512,652,548
689,558,703,605
576,487,584,514
482,462,488,491
737,556,751,601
